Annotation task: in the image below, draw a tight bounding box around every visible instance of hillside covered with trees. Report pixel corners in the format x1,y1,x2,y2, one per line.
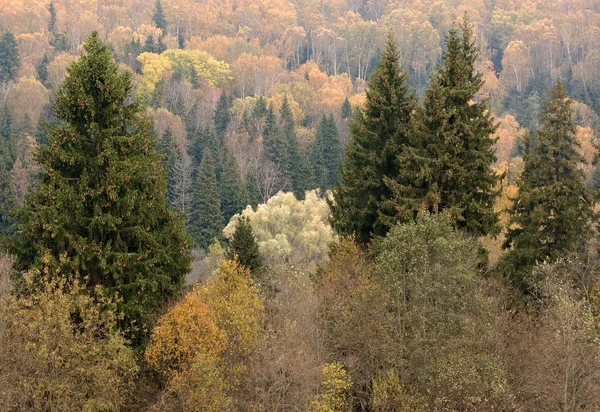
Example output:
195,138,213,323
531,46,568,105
1,0,600,410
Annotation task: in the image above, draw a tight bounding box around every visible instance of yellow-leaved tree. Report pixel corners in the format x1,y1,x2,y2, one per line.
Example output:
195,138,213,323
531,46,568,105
145,258,264,411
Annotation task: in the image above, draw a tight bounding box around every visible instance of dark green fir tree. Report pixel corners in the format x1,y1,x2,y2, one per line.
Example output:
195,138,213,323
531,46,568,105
214,92,232,143
328,34,414,244
280,94,306,199
220,150,245,224
36,53,49,84
244,173,262,208
500,80,595,292
311,113,340,190
262,103,289,181
7,33,191,343
0,133,15,235
393,14,500,237
152,0,168,32
341,96,352,120
0,32,18,83
226,216,263,276
189,148,223,249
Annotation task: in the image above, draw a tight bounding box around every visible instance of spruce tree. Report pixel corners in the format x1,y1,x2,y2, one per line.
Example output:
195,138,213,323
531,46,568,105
341,97,352,120
244,173,262,208
310,114,341,191
0,32,18,83
393,15,500,237
0,135,15,234
189,124,219,168
7,33,191,342
328,34,414,244
214,92,232,143
500,81,595,291
152,0,168,33
220,150,245,224
48,1,57,37
226,216,263,275
144,35,156,53
189,148,223,249
280,95,306,198
36,53,49,84
262,103,289,181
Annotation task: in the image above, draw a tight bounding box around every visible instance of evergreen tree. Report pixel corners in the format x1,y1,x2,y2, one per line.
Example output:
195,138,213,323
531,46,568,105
226,216,263,275
189,149,223,249
280,95,306,198
500,81,595,291
244,173,261,208
393,15,500,237
48,1,57,36
262,103,289,181
0,133,15,234
188,124,219,168
144,35,156,53
0,32,18,83
214,92,232,143
321,114,341,189
220,150,245,224
156,34,167,53
328,34,414,244
152,0,168,33
36,53,49,84
0,104,13,158
7,33,191,343
47,2,69,53
341,97,352,120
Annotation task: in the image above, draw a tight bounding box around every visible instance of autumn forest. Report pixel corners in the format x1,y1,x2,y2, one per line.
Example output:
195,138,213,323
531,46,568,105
1,0,600,410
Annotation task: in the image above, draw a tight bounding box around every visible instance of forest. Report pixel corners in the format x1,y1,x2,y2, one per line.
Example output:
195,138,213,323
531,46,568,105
1,0,600,410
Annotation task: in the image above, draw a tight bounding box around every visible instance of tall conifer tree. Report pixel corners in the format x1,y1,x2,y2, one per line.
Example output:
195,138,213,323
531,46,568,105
280,95,306,198
501,81,595,291
226,216,263,276
7,33,191,342
0,32,18,83
393,15,500,236
214,92,232,143
262,103,289,183
152,0,168,32
328,34,414,244
189,149,223,249
220,150,245,224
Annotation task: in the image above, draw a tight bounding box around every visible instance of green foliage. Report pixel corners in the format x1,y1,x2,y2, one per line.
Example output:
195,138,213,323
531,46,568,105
393,15,500,237
340,97,352,120
36,53,49,84
214,92,232,142
226,216,263,275
152,0,168,32
0,32,18,83
501,80,595,291
280,94,307,199
189,148,223,249
220,150,245,224
8,32,191,343
189,124,219,167
310,114,340,191
371,213,514,410
329,35,414,244
262,103,289,180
